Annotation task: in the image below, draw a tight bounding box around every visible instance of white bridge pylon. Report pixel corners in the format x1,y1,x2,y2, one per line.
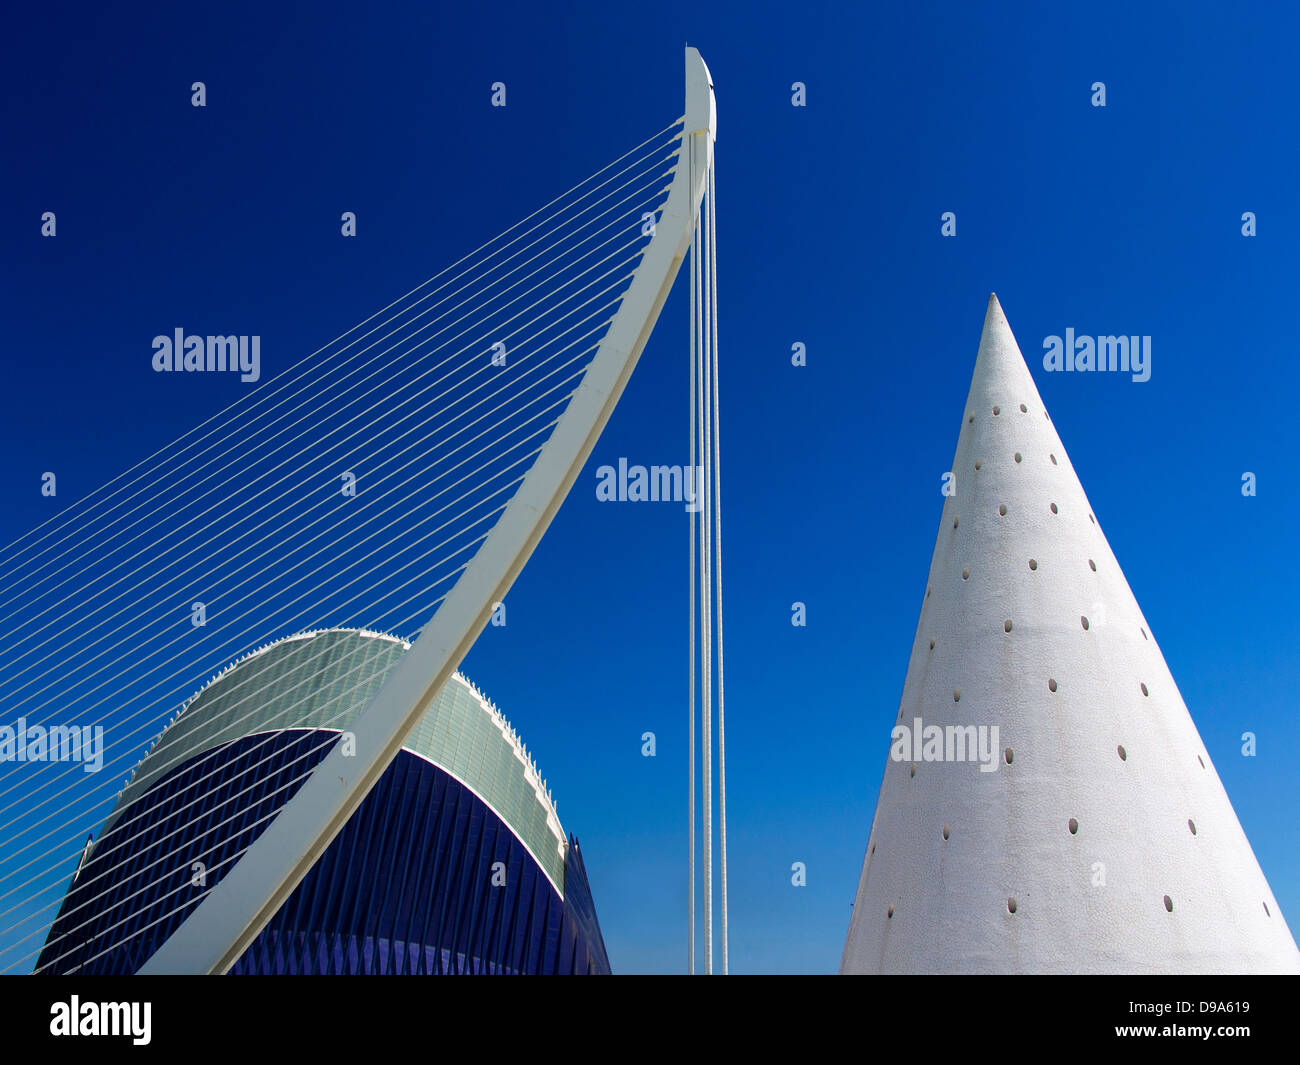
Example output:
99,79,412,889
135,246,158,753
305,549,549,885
138,49,717,975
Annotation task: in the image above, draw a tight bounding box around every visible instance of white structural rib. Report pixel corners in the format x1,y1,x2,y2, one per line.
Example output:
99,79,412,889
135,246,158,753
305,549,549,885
842,294,1300,975
139,48,717,975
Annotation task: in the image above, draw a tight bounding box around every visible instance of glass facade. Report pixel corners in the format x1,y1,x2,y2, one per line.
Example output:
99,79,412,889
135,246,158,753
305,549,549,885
37,630,609,975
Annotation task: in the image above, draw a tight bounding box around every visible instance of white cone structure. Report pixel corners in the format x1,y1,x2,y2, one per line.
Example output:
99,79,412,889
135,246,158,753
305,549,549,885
842,295,1300,974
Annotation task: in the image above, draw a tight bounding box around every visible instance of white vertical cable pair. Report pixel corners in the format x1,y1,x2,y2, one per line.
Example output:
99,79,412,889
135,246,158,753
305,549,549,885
688,138,727,975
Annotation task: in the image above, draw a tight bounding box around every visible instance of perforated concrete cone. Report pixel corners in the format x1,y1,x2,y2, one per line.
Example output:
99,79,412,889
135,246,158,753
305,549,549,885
841,294,1300,974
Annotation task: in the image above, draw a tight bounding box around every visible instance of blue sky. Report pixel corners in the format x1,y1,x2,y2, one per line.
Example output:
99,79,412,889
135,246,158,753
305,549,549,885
2,0,1298,974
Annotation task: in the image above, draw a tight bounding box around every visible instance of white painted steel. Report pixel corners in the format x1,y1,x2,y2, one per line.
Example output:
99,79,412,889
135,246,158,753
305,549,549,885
139,48,717,975
842,294,1300,974
707,164,728,975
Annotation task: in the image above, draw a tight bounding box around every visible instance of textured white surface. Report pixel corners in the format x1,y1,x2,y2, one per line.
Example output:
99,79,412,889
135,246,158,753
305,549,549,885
841,295,1300,974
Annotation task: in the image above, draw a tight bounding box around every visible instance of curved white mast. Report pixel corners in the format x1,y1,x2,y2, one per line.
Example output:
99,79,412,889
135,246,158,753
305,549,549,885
140,49,717,975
